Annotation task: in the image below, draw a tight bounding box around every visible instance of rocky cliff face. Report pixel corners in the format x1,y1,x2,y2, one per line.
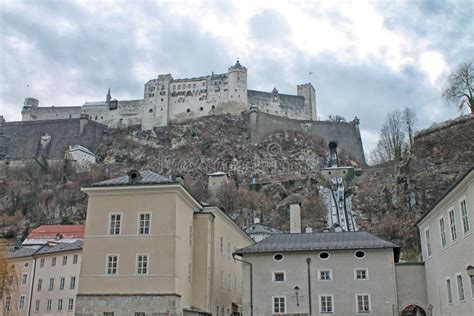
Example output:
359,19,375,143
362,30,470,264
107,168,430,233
353,115,474,259
1,113,472,260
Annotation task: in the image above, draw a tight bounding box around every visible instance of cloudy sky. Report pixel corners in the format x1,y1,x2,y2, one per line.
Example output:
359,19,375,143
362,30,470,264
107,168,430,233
1,0,472,154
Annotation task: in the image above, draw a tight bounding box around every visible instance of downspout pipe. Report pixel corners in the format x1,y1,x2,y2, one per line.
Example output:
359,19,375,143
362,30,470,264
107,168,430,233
233,254,253,316
306,257,312,316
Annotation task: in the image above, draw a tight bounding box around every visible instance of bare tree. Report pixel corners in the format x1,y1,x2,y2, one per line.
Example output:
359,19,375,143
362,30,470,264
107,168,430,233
442,60,474,113
327,114,346,122
403,107,417,149
370,110,407,164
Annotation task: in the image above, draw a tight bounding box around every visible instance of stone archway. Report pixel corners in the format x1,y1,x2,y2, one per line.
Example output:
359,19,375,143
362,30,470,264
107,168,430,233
401,304,426,316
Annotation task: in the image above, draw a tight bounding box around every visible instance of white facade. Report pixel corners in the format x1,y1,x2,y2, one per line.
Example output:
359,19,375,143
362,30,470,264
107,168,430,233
21,61,317,130
64,145,96,172
417,168,474,316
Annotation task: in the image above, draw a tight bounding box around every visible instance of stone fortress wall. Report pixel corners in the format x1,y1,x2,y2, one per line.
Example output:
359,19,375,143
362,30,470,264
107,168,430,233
21,61,317,130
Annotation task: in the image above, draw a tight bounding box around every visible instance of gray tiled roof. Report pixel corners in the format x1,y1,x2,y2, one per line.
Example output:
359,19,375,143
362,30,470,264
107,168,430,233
235,231,397,255
8,246,42,259
8,240,83,259
91,170,175,187
244,223,282,235
36,240,83,255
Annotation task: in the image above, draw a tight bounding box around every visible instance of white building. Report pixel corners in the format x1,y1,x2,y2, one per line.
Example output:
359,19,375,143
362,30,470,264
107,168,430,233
416,167,473,316
21,61,317,130
64,145,96,172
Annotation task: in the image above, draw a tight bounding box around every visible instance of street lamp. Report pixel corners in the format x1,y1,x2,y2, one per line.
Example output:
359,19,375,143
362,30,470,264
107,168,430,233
294,286,300,306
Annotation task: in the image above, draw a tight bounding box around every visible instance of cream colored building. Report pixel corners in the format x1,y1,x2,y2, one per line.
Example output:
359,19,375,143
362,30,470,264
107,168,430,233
76,170,253,316
3,240,82,316
416,167,474,316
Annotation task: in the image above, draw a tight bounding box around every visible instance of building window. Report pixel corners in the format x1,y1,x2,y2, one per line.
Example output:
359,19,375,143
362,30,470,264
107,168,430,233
70,276,76,289
354,250,366,259
319,252,330,260
446,278,453,303
138,212,151,235
189,226,193,246
273,296,286,314
62,256,67,265
73,254,78,264
107,255,119,275
320,295,333,313
273,271,286,282
57,298,63,311
457,274,465,301
355,269,368,280
149,108,153,113
5,295,11,311
220,236,224,254
228,241,231,259
40,258,45,268
135,313,145,316
49,278,54,290
19,295,26,310
21,273,28,285
439,217,447,248
273,253,284,262
319,270,332,281
52,257,56,267
188,263,192,282
47,299,52,312
137,255,149,274
103,313,114,316
449,209,457,241
109,213,122,235
68,298,74,311
470,275,474,299
59,277,65,290
37,278,43,291
35,299,40,312
425,228,432,257
356,294,371,313
220,270,224,288
460,199,470,235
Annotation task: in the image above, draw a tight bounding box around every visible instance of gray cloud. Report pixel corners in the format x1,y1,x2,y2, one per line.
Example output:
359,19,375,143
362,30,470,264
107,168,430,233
0,0,470,154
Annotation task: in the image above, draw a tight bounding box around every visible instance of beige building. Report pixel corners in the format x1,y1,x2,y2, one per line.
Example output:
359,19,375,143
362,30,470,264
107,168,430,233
3,240,82,316
76,170,253,316
416,167,474,316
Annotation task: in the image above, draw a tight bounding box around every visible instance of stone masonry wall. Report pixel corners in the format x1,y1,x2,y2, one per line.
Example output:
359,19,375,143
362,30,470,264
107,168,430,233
75,294,182,316
0,118,106,160
246,110,366,164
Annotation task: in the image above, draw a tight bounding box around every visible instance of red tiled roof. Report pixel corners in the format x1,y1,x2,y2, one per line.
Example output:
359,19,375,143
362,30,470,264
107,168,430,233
27,225,85,239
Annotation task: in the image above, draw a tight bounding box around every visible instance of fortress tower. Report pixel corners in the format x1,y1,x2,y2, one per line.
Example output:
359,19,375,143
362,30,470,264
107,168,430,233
227,59,248,106
297,83,317,121
21,97,39,120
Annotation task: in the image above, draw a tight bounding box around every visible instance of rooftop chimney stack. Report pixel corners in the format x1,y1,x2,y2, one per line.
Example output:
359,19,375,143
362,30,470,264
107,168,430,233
290,204,302,234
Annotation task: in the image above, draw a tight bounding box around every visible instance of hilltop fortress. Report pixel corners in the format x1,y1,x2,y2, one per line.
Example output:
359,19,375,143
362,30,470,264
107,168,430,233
7,60,365,164
22,60,316,130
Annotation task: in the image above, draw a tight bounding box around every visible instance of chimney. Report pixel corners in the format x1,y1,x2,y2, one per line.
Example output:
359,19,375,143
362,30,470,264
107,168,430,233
290,204,302,234
174,174,185,185
305,227,313,233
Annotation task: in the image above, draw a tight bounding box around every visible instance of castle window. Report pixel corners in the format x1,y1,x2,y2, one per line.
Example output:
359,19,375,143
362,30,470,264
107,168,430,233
173,85,176,90
178,84,181,90
161,108,163,111
171,91,178,97
188,84,191,88
161,85,165,90
186,91,192,96
161,99,164,102
149,109,153,113
149,93,154,97
101,116,103,119
200,107,203,111
187,109,190,113
193,83,196,88
149,86,155,92
202,82,206,86
237,76,240,80
212,105,215,109
95,116,97,120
